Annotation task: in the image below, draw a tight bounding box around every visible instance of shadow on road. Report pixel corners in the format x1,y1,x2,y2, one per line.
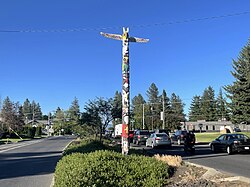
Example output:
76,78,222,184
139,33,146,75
0,135,76,181
0,151,62,159
0,151,62,180
0,153,61,180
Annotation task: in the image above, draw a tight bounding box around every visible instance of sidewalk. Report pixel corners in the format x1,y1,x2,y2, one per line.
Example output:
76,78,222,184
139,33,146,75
186,161,250,185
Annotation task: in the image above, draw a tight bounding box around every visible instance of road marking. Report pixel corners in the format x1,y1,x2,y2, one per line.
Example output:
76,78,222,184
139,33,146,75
0,139,44,153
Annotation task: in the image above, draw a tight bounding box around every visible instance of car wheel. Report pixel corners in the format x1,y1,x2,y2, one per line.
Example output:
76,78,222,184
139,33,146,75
226,146,232,155
211,144,216,152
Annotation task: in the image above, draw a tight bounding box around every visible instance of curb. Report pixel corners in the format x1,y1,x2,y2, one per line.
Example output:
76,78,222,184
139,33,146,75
185,161,250,184
50,176,55,187
50,137,76,187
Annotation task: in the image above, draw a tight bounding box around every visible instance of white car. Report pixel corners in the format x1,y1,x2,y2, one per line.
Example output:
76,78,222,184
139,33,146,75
146,133,171,148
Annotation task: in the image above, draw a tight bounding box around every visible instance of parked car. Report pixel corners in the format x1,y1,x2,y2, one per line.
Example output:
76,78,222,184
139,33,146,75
171,130,188,145
128,130,134,143
209,133,250,154
146,133,171,148
233,127,241,132
154,129,170,136
133,130,150,145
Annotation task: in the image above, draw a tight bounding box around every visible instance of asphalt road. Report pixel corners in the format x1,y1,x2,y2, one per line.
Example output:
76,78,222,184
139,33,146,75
131,143,250,178
0,135,75,187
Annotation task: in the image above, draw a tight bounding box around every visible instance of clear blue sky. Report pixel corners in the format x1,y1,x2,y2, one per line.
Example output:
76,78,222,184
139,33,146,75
0,0,250,116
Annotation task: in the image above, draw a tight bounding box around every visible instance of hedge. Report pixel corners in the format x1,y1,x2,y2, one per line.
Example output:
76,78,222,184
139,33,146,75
54,150,169,187
63,139,107,156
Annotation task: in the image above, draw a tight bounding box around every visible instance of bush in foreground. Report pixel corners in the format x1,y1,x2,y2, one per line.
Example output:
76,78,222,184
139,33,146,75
63,139,107,156
54,150,169,187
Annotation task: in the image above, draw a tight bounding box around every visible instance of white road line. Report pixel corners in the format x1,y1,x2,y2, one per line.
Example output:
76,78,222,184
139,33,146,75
0,139,44,153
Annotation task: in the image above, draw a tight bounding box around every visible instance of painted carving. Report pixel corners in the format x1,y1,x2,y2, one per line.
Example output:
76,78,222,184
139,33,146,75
100,28,149,154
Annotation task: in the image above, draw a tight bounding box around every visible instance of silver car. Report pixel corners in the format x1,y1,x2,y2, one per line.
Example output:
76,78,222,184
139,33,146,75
146,133,171,148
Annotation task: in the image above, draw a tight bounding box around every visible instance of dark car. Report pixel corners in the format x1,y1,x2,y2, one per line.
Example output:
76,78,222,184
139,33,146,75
209,133,250,155
171,130,188,145
233,127,241,132
133,130,150,145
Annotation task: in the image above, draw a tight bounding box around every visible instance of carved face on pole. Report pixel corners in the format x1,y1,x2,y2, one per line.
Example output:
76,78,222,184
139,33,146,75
122,28,130,127
100,28,148,155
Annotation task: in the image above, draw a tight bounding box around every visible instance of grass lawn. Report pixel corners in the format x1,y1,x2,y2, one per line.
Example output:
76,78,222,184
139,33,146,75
195,132,220,143
195,132,250,143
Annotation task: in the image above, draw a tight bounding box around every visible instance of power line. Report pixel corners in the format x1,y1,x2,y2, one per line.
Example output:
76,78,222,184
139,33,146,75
130,11,250,29
0,11,249,33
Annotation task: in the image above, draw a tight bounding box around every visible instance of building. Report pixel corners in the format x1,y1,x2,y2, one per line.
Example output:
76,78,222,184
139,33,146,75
181,120,249,132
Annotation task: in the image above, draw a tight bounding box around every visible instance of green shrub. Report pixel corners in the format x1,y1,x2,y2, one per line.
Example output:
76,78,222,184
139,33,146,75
27,127,36,138
63,139,107,156
35,126,42,137
54,150,169,187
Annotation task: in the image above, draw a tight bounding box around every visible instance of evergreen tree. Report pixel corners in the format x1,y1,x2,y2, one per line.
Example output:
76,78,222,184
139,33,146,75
111,91,122,125
68,97,80,120
131,94,145,129
62,97,81,134
23,99,32,121
160,89,171,129
146,83,160,103
168,93,185,129
200,86,217,121
225,40,250,124
55,107,65,121
146,83,161,129
34,103,43,120
216,88,230,121
16,105,25,130
54,107,66,135
188,95,202,121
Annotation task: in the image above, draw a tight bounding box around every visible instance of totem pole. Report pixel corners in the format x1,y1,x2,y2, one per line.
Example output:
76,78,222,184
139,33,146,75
101,27,149,154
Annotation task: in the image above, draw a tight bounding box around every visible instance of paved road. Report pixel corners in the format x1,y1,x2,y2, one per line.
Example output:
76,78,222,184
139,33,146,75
0,135,75,187
131,143,250,178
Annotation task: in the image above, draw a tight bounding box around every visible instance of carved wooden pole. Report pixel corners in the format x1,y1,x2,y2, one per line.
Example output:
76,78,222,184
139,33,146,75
101,27,148,154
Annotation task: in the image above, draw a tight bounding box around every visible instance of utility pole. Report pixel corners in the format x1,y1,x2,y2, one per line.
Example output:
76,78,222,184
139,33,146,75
162,94,165,129
101,27,149,155
142,104,145,130
32,103,35,126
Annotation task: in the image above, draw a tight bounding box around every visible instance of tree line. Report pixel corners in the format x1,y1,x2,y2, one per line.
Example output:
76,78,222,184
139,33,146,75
0,98,43,132
188,87,229,122
189,39,250,124
1,39,249,138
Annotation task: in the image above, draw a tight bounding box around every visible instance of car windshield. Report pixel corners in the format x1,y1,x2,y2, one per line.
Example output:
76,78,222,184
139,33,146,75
175,130,181,136
140,131,149,135
176,131,187,135
156,133,167,137
182,131,187,135
236,134,249,139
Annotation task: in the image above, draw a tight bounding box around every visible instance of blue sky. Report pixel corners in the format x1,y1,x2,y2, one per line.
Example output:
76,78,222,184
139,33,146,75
0,0,250,116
